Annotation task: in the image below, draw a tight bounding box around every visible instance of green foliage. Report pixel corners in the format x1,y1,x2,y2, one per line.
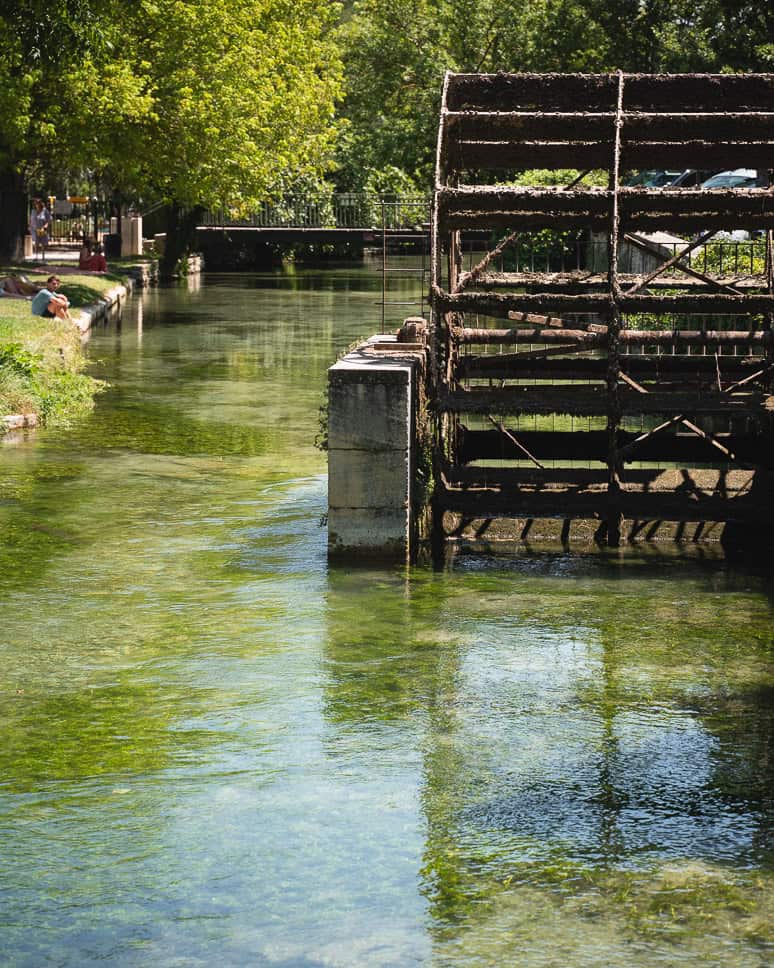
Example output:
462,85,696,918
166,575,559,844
695,239,767,276
1,0,343,251
0,337,105,425
0,343,40,378
0,274,109,425
509,170,608,189
34,368,105,424
106,0,343,214
335,0,774,190
2,0,771,231
315,400,329,451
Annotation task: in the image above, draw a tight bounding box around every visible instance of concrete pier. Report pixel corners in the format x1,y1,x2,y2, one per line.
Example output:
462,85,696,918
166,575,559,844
327,328,427,561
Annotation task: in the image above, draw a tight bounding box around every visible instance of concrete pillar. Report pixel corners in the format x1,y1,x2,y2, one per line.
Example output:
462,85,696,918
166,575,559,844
120,216,143,256
327,335,426,561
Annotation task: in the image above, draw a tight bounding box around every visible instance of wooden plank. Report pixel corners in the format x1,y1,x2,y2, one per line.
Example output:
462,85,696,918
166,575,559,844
437,386,767,416
436,289,774,317
453,324,771,346
458,429,770,465
451,141,774,173
444,72,774,113
441,210,774,233
474,272,769,293
445,73,619,112
436,487,773,523
445,111,774,142
437,291,611,316
456,353,759,380
454,326,604,344
445,465,761,490
438,186,773,218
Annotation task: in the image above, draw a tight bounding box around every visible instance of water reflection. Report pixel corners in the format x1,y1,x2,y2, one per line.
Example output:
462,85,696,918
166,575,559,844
323,558,774,963
0,270,772,966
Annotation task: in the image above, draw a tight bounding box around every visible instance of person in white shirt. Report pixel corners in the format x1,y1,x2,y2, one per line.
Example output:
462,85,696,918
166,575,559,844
29,198,51,263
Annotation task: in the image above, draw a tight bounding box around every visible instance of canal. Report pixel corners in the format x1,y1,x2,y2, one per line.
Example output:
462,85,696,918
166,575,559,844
1,266,773,966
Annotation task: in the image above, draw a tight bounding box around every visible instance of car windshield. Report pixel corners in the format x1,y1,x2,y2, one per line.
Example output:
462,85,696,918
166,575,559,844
624,170,682,187
649,171,682,187
702,171,758,189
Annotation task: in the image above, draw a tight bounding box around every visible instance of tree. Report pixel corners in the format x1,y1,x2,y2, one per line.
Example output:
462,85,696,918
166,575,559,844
335,0,773,193
336,0,610,189
105,0,343,275
0,1,144,259
0,0,342,270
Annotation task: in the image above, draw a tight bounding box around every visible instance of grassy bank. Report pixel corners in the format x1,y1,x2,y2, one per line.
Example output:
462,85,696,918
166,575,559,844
0,267,125,427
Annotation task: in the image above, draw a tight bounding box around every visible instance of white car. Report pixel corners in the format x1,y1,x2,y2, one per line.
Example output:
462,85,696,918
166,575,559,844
698,170,767,239
700,169,767,189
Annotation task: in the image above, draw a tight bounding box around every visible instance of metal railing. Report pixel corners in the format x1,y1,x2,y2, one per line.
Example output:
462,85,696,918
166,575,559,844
489,235,767,276
31,197,114,245
200,194,431,230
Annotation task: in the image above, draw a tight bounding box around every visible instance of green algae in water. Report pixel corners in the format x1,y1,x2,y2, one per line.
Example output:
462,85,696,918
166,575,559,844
0,271,773,967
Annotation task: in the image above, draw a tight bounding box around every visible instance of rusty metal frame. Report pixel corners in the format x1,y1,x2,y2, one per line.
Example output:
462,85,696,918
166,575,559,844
429,72,774,545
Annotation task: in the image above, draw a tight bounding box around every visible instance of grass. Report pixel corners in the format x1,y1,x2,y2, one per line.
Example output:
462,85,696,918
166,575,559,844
0,265,127,426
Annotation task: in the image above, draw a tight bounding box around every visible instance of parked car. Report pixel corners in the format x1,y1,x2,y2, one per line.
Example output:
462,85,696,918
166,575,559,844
700,169,767,189
623,169,719,188
623,170,681,187
696,170,767,238
667,169,720,188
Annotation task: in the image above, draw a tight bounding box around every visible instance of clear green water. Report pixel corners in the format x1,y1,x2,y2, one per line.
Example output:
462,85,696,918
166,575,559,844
1,267,773,967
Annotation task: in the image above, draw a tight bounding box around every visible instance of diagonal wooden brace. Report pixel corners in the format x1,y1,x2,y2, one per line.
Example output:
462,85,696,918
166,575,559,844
486,414,545,469
624,230,719,296
624,233,741,295
617,369,742,463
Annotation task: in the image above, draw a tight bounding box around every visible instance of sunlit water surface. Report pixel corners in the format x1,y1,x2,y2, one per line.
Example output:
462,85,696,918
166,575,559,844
1,266,773,967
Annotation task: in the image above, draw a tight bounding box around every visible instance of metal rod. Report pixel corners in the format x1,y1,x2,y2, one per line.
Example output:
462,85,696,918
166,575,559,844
486,415,545,469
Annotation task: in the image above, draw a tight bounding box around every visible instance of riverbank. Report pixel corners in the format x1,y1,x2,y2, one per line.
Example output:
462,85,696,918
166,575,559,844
0,263,148,431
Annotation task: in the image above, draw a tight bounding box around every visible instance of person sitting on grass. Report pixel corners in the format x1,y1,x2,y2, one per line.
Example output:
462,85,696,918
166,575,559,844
30,275,72,321
0,274,41,298
78,238,108,272
78,238,92,268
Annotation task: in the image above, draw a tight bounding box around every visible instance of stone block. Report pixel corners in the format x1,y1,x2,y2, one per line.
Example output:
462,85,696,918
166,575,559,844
328,373,412,452
328,507,410,559
328,447,409,509
121,216,143,257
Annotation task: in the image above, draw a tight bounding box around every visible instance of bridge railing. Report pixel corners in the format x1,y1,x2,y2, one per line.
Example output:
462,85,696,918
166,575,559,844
200,194,431,230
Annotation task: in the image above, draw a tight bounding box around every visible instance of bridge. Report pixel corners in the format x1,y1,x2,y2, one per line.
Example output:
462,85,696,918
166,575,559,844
197,193,431,244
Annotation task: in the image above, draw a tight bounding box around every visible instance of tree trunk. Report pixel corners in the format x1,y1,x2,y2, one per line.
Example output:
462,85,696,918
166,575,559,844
160,202,204,279
0,166,28,262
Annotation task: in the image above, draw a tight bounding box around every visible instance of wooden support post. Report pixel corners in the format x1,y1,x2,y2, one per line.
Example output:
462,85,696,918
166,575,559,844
606,72,625,547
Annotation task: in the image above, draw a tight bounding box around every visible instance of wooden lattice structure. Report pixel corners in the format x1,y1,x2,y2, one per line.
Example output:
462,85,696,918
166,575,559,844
429,72,774,546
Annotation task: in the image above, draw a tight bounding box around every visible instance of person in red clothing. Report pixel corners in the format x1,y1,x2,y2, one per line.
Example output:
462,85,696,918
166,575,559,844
78,239,108,272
